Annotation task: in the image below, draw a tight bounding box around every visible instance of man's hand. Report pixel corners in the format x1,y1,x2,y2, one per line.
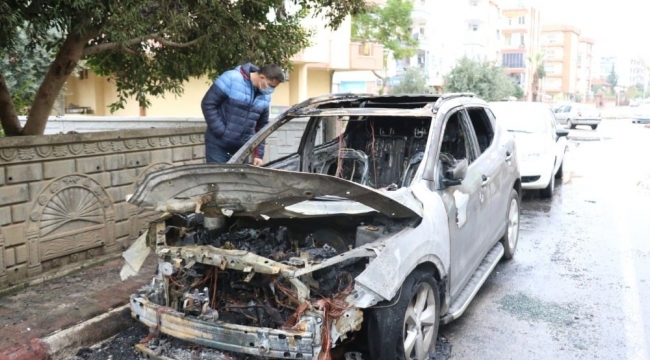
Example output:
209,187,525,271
253,157,264,167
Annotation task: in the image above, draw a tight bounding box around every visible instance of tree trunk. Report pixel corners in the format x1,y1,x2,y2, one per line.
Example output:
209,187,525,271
531,73,539,102
371,70,387,95
22,32,89,136
0,73,22,136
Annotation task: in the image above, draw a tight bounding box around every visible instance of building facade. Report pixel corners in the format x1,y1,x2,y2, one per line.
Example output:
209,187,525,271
500,5,541,101
597,56,647,90
576,37,595,98
540,25,581,100
65,15,384,118
464,0,503,64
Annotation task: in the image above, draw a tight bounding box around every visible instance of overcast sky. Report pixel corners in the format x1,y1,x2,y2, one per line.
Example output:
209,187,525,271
532,0,647,59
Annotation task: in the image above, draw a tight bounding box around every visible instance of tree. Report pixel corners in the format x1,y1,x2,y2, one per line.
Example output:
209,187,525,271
0,29,54,117
351,0,418,94
527,53,546,102
388,68,428,94
0,0,366,137
606,65,618,90
443,57,519,101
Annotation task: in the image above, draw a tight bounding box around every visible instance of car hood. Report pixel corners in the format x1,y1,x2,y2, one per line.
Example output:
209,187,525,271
128,164,422,219
510,132,551,156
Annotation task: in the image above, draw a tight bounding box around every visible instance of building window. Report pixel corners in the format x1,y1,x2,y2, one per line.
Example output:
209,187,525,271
545,49,555,58
518,16,525,25
496,29,500,40
545,64,554,74
469,23,478,31
548,34,556,43
359,43,372,56
505,34,512,45
508,17,512,25
470,0,478,5
502,53,525,68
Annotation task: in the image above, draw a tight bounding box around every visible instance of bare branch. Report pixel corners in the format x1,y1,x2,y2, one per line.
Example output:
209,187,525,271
150,35,203,48
82,33,158,57
82,33,204,57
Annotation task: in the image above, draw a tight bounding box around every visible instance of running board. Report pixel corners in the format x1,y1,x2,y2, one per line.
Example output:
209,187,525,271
440,242,504,325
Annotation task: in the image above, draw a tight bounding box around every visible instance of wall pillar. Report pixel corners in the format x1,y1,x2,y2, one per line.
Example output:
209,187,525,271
289,64,309,105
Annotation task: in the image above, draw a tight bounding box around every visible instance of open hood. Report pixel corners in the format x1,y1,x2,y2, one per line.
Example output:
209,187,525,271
128,164,421,219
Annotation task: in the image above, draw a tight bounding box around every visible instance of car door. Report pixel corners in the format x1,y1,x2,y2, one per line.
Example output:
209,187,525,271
554,105,567,124
437,108,488,300
546,108,567,174
464,106,504,245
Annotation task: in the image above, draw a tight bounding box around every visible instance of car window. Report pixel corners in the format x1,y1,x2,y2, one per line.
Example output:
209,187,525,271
488,104,548,134
262,117,320,162
564,106,571,113
439,110,476,165
465,107,495,154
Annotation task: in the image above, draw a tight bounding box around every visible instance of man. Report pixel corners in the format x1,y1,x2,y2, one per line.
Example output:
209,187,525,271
201,63,285,165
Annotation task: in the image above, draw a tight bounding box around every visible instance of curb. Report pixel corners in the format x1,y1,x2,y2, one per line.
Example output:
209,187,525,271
0,304,134,360
567,136,603,141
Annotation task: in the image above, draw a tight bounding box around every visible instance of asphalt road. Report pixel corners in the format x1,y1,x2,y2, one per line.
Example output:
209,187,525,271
68,119,650,360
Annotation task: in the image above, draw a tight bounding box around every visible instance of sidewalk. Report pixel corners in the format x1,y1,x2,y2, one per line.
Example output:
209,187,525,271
0,254,156,359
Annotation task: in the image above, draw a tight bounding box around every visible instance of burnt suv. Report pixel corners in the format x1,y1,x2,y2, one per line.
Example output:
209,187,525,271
122,93,521,360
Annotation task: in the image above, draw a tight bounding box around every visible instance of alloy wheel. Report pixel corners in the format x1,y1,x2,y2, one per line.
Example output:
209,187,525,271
403,283,437,360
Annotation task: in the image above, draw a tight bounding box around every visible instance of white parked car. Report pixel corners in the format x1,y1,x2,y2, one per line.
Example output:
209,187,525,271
489,101,569,199
632,103,650,124
553,103,601,130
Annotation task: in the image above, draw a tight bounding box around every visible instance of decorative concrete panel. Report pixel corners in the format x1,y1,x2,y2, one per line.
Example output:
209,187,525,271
0,125,207,288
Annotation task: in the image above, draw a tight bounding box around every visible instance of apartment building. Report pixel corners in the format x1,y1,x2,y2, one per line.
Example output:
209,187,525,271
65,14,384,118
540,25,581,100
597,56,647,89
576,37,595,97
334,0,433,93
394,0,432,76
464,0,503,64
500,5,541,101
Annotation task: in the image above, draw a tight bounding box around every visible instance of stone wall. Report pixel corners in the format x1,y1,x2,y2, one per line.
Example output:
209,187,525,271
0,126,207,288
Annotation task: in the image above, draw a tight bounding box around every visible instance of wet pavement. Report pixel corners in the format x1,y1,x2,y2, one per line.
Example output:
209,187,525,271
67,119,650,360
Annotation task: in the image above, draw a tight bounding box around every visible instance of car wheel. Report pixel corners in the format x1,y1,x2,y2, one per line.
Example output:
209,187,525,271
555,161,563,179
591,125,598,130
567,119,576,129
367,270,440,360
540,172,554,199
501,189,520,260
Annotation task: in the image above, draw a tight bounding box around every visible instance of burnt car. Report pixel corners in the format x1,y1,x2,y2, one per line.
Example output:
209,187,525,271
122,93,521,360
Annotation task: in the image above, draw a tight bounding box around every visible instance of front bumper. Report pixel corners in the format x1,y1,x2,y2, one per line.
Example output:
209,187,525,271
519,159,554,190
130,296,319,359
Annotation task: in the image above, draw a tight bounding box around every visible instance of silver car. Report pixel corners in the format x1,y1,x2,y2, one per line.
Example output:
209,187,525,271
122,93,521,360
553,103,601,130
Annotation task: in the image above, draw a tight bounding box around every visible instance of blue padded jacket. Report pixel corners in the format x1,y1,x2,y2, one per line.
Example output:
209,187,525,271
201,63,270,159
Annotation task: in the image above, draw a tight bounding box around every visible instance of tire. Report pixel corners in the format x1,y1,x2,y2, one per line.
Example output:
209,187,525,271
555,161,563,179
591,125,598,130
367,270,440,360
567,119,576,129
501,189,520,260
540,172,554,199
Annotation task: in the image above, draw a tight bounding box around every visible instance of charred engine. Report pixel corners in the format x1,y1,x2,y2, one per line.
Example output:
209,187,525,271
140,214,407,330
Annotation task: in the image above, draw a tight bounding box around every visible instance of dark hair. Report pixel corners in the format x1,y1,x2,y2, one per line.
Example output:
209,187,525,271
260,64,285,83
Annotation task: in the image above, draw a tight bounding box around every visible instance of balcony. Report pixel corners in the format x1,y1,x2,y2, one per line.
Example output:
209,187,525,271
411,0,430,23
413,33,428,49
349,43,385,71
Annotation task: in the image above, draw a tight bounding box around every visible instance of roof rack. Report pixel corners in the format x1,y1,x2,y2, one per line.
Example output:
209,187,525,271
433,92,476,109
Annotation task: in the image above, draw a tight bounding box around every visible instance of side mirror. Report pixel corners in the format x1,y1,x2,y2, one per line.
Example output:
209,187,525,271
556,129,569,137
442,159,468,187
